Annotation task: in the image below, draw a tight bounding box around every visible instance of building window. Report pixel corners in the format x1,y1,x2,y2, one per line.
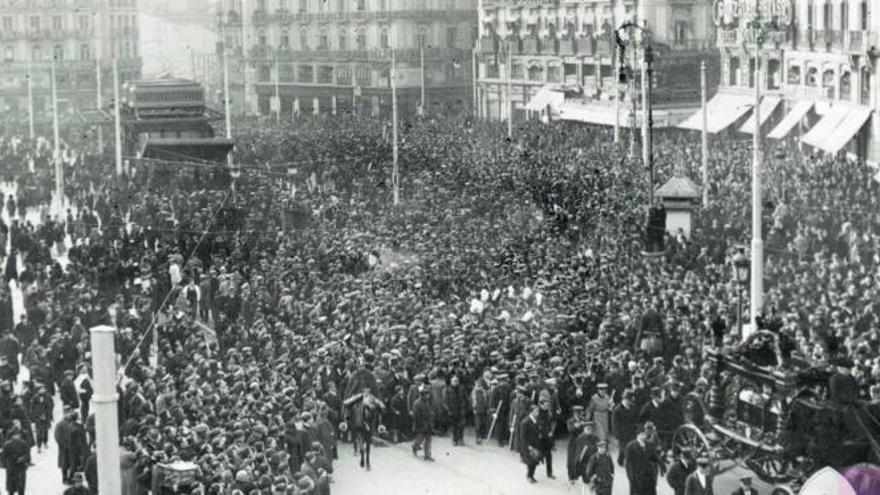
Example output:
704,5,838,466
728,57,739,85
840,1,848,31
787,65,801,85
338,0,346,12
257,0,267,10
259,29,267,46
339,32,347,50
1,17,12,32
29,16,40,32
279,0,289,10
822,1,831,29
258,65,271,82
840,71,851,99
860,0,869,29
807,0,815,28
53,44,63,61
356,30,366,49
380,28,389,48
298,64,313,82
31,44,41,61
861,66,871,104
80,44,90,60
299,0,307,12
52,15,62,31
416,28,427,48
4,46,13,62
547,65,561,82
416,0,426,9
280,29,289,49
528,64,542,81
319,32,329,49
124,41,132,58
512,62,524,79
806,67,818,85
380,0,387,10
674,21,688,45
78,15,89,31
767,59,781,90
447,27,457,48
357,0,365,11
300,29,309,50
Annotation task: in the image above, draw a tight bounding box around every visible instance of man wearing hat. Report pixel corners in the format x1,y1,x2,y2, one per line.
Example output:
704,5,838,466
519,404,543,484
60,369,80,411
829,356,859,404
666,447,695,495
411,385,435,461
1,429,29,495
471,370,491,445
584,440,615,495
729,475,758,495
29,383,53,452
613,389,640,466
588,383,612,442
684,457,714,495
566,405,588,482
624,425,661,495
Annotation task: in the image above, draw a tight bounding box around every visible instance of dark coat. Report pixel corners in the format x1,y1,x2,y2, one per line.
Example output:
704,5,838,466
584,451,615,492
666,459,696,495
613,402,640,444
518,416,541,465
445,384,469,421
625,439,659,495
684,472,714,495
412,396,435,434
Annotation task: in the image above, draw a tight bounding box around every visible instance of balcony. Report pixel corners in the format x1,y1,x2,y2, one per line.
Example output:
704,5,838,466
275,9,292,23
480,36,498,53
522,36,539,54
829,29,843,49
507,38,522,54
848,30,864,52
558,37,574,55
721,29,738,46
575,37,594,56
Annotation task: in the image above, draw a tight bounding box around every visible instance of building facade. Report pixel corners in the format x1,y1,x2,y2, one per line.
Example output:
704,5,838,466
216,0,477,118
475,0,719,124
709,0,879,160
0,0,142,117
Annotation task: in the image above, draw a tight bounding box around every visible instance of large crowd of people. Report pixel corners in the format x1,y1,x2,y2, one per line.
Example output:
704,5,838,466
0,110,876,495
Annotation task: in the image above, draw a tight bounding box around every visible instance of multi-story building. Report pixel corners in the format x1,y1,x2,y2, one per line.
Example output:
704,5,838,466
0,0,141,117
216,0,477,118
691,0,880,162
475,0,719,126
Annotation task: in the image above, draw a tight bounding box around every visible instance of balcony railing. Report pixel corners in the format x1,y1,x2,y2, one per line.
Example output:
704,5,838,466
247,47,471,65
253,9,270,25
276,9,474,23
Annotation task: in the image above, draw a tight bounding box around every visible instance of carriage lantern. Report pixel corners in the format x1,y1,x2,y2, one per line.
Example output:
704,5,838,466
732,249,749,340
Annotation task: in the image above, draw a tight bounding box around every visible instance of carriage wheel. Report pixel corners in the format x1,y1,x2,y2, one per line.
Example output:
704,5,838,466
745,451,793,484
770,485,795,495
673,424,717,473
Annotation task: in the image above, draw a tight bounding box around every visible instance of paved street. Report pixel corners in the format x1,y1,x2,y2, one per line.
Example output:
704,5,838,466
332,431,772,495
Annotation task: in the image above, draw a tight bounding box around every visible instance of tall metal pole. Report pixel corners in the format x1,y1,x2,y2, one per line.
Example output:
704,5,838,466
701,59,709,206
391,50,399,206
51,59,63,202
90,326,122,495
223,44,233,166
96,58,104,153
751,35,764,328
26,59,34,141
241,0,249,116
613,42,620,143
642,42,653,207
274,52,280,125
472,47,478,118
641,35,650,205
506,45,513,139
628,31,637,160
420,45,426,116
113,57,123,177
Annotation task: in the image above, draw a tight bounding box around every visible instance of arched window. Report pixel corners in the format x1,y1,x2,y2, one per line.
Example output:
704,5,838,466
840,71,852,100
512,62,524,79
380,28,389,48
319,29,329,49
53,43,64,60
527,63,542,81
416,27,428,48
300,28,309,50
787,64,801,85
861,66,871,105
280,28,289,49
355,28,366,50
547,64,561,82
822,68,835,97
80,43,90,60
258,29,267,46
860,0,869,29
840,1,848,31
32,44,41,61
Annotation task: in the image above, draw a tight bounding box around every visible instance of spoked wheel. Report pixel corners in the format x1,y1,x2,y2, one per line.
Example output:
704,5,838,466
673,424,718,473
746,453,791,484
770,485,796,495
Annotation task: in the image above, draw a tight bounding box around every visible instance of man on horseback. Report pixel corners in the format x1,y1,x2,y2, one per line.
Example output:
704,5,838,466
343,386,386,470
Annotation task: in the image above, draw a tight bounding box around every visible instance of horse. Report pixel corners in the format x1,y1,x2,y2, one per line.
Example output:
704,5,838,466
346,392,385,470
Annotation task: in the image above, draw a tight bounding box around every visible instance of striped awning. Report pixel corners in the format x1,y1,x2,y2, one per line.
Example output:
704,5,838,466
801,106,851,152
677,92,754,134
767,100,813,140
821,106,873,154
738,96,781,134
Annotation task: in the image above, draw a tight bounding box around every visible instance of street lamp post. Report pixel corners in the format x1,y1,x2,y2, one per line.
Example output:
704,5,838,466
615,22,654,206
732,249,750,341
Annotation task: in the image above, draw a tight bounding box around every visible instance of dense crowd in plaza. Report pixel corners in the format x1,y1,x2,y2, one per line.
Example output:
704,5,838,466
0,110,876,495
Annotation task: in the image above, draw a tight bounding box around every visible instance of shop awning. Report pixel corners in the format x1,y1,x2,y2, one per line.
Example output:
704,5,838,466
738,96,781,134
525,86,566,112
140,138,235,164
767,100,813,140
555,102,625,127
801,106,851,152
821,106,873,154
677,93,754,134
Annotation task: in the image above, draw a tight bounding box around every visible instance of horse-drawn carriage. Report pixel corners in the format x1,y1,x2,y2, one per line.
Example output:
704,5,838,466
672,331,880,494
